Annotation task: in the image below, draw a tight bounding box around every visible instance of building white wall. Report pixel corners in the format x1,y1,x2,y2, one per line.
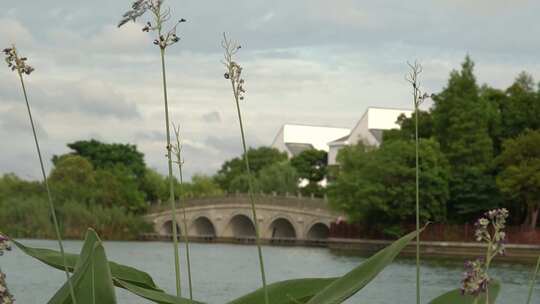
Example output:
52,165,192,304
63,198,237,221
328,107,413,166
271,124,350,158
270,126,291,157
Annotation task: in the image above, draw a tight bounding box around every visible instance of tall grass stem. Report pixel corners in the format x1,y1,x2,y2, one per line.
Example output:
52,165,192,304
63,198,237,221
160,47,182,297
173,123,194,300
233,92,269,304
14,46,77,304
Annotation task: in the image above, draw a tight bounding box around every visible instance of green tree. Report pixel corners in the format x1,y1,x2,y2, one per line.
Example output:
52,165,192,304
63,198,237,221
257,162,299,195
383,111,434,142
228,173,261,194
290,149,327,197
49,155,96,204
94,165,147,213
53,139,146,179
496,130,540,229
181,174,224,198
479,85,505,154
328,139,449,233
500,72,540,139
431,56,499,220
214,147,287,191
139,168,168,203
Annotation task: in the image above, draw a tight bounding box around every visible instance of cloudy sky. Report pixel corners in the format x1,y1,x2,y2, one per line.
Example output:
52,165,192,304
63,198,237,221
1,0,539,180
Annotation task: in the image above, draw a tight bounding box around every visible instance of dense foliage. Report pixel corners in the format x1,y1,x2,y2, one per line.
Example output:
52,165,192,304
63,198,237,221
328,140,449,236
496,130,540,229
214,146,288,192
291,149,328,197
331,57,540,228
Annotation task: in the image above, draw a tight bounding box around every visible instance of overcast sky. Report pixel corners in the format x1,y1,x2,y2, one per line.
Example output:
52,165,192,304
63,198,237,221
1,0,539,180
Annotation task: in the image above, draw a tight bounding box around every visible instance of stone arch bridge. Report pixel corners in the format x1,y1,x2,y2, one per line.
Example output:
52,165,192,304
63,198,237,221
145,194,341,242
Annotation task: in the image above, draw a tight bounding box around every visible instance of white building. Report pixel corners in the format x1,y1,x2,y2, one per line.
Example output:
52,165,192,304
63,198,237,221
271,124,350,158
328,107,413,165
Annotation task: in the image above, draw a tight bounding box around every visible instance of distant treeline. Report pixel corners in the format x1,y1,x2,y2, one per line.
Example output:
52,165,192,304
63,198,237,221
0,139,223,239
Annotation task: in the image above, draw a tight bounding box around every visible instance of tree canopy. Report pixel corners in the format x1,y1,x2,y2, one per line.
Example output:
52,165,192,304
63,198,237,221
496,129,540,229
214,146,288,192
291,149,327,197
431,56,499,219
328,139,449,235
53,139,146,179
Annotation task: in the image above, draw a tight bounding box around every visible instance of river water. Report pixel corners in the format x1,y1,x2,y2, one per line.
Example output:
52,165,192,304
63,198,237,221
1,240,538,303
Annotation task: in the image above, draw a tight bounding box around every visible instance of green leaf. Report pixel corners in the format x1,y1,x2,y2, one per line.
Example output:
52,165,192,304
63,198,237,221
227,278,336,304
11,229,157,289
48,241,117,304
116,279,205,304
13,229,204,304
305,228,422,304
428,280,501,304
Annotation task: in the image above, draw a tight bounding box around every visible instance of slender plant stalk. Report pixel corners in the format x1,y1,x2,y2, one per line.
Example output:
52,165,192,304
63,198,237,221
159,45,182,297
117,1,187,297
10,45,77,303
234,89,269,304
407,61,427,304
526,255,540,304
172,123,194,300
414,75,420,304
222,33,269,304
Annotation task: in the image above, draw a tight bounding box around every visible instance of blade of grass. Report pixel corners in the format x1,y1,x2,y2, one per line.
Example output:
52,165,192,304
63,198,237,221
48,237,116,303
11,233,158,290
526,255,540,304
10,44,77,304
222,32,269,304
117,280,204,304
305,227,424,304
172,123,194,300
227,278,336,304
14,229,203,303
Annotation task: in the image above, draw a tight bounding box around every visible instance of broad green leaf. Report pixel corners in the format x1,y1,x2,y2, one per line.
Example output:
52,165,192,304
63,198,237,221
74,229,101,270
306,228,423,304
429,280,501,304
12,230,157,289
227,278,336,304
48,241,117,304
116,279,205,304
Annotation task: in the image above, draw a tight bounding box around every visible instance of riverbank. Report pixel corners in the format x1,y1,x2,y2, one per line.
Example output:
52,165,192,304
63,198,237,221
139,233,540,263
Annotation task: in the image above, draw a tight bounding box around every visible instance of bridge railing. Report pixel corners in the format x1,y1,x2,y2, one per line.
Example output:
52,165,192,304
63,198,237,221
147,193,332,214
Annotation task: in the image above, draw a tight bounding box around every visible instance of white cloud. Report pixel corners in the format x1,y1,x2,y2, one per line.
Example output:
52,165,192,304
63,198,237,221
0,18,34,46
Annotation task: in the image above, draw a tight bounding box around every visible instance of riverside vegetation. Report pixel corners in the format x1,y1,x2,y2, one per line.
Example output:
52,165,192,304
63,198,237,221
1,0,540,303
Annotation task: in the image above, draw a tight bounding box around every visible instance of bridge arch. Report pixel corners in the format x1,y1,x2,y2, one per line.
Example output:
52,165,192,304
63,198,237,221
224,213,256,238
267,216,297,239
189,216,216,237
161,220,181,235
306,222,330,240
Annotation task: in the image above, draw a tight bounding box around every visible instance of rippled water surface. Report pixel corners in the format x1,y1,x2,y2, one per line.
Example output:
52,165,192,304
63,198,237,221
2,240,538,303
